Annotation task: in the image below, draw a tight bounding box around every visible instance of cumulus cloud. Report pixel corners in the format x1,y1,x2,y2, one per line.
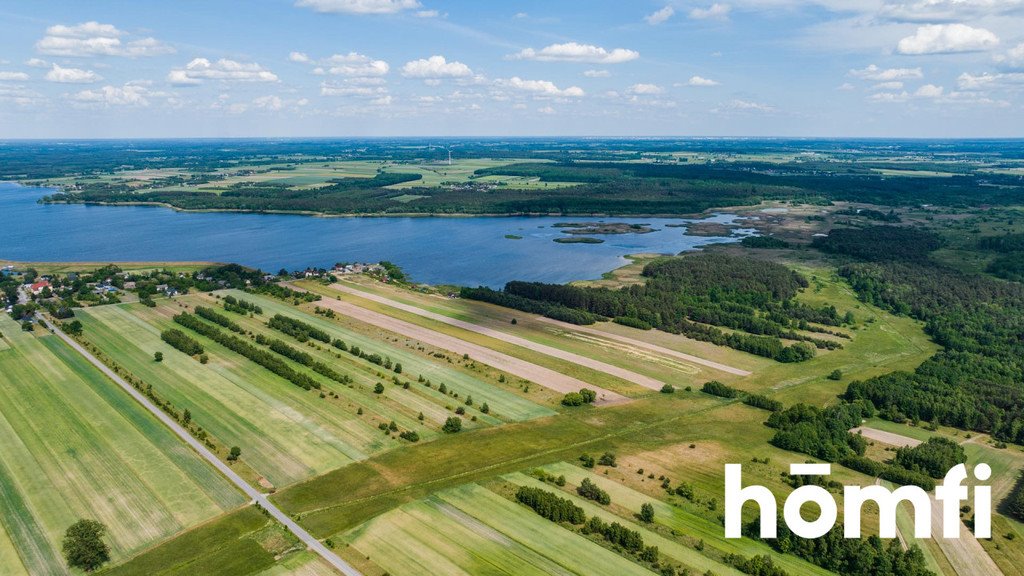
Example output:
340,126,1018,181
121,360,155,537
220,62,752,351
958,71,1024,90
0,71,30,81
498,77,585,97
416,9,440,17
401,55,472,78
878,0,1024,23
690,3,731,20
512,42,639,64
645,6,675,25
25,58,49,68
320,82,389,96
36,21,174,57
295,0,421,14
994,42,1024,70
897,24,999,55
252,95,284,110
168,58,279,85
322,52,390,76
848,64,924,81
914,83,944,97
45,63,101,83
289,51,311,63
628,83,664,94
537,105,556,114
69,83,151,106
872,81,904,90
583,69,610,78
687,75,720,86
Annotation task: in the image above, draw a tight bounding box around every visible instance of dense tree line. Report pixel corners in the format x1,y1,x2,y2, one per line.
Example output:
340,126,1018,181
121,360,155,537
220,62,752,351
744,517,933,576
515,486,586,524
160,329,204,356
173,312,320,390
893,437,966,479
766,403,869,461
223,295,262,315
194,306,244,333
702,380,740,399
576,478,611,505
267,314,331,343
255,334,352,385
743,394,784,412
1004,472,1024,522
251,284,320,303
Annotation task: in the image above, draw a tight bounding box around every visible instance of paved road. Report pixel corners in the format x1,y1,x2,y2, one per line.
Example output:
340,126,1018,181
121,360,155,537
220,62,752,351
332,283,667,392
38,315,360,576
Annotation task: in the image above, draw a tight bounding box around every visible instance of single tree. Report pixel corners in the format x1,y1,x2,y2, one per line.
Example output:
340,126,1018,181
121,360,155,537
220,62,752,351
62,519,110,572
640,502,655,523
227,446,242,461
154,351,163,362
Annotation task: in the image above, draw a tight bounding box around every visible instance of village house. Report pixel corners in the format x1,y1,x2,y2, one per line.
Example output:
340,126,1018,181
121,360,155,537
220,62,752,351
29,280,50,296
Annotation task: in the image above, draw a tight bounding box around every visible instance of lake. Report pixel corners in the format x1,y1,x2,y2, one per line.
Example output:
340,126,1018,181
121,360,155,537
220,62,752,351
0,182,754,287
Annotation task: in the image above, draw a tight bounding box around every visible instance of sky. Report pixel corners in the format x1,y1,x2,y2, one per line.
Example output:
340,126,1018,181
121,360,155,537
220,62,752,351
0,0,1022,138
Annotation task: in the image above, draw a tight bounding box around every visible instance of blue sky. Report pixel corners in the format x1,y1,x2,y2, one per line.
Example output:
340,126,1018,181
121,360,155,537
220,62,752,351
0,0,1022,138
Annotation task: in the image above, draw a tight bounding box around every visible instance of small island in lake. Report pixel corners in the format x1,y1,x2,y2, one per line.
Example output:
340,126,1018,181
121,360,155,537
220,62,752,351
553,236,605,244
553,222,655,235
679,222,740,237
504,234,523,240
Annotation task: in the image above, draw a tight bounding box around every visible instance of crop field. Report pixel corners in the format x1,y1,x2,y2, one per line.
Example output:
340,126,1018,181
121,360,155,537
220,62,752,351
75,292,553,488
0,315,245,576
341,483,658,576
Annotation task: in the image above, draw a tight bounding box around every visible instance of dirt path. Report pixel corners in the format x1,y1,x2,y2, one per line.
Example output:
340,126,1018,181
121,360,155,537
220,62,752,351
534,316,752,377
313,297,628,405
332,283,666,391
851,426,922,448
928,494,1003,575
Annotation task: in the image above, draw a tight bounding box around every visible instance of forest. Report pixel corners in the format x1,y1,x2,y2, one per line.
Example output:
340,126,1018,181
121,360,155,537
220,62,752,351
463,253,844,362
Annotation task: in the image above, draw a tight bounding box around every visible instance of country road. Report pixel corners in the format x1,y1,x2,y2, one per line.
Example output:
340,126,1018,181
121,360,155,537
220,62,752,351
38,315,360,576
332,282,669,391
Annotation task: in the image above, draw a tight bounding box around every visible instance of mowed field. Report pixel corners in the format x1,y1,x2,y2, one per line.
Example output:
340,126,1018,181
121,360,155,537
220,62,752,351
76,291,554,488
340,462,837,576
0,315,245,576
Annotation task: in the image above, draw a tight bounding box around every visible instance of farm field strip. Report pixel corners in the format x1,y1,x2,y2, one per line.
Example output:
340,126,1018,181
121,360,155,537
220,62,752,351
0,316,244,575
77,304,372,486
216,291,554,423
535,316,752,376
344,482,658,576
850,426,922,448
301,292,628,404
331,282,669,391
536,462,835,576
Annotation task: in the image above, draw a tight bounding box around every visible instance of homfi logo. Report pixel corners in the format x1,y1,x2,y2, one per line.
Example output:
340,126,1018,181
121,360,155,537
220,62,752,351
724,462,991,539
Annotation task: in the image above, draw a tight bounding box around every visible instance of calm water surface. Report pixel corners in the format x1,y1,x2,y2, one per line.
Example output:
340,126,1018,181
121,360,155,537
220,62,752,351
1,182,753,287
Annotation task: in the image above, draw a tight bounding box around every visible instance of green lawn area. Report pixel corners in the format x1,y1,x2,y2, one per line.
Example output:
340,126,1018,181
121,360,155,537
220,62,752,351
0,315,245,576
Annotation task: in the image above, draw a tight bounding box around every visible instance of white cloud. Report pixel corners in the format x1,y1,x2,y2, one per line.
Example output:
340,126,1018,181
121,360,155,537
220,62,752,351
879,0,1024,23
294,0,421,14
690,3,731,20
289,51,311,63
628,83,664,94
713,99,775,113
537,106,556,114
36,21,174,57
897,24,999,55
994,42,1024,70
837,82,856,90
687,75,720,86
321,52,390,76
869,91,910,103
25,58,49,68
401,55,472,78
512,42,639,64
848,64,923,81
415,9,439,17
914,83,944,97
0,71,30,81
168,58,279,85
45,63,101,83
957,71,1024,90
583,69,610,78
252,95,284,110
645,6,675,25
872,81,904,90
320,82,389,96
498,77,585,97
69,83,150,106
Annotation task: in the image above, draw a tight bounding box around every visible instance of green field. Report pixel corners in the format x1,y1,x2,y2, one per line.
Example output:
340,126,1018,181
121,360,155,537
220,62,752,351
75,292,553,488
0,316,245,575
